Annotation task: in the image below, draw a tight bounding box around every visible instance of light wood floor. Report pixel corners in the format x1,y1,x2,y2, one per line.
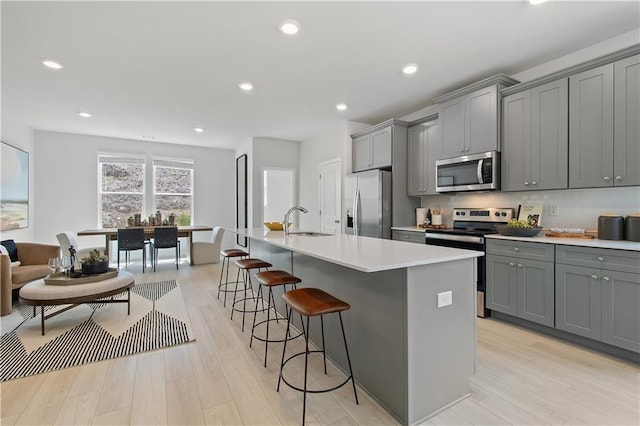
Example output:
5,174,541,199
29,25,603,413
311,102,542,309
1,261,638,425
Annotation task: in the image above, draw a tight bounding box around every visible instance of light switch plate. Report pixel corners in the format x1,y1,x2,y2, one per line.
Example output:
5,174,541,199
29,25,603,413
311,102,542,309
437,291,452,308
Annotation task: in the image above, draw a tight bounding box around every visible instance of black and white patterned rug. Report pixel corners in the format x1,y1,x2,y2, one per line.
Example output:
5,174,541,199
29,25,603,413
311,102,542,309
0,280,195,382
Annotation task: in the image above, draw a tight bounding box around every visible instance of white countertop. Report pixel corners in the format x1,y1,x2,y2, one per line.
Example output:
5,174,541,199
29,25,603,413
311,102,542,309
486,233,640,251
230,228,482,273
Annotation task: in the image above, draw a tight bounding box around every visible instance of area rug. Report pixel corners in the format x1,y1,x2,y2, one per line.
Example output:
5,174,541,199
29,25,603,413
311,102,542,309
0,280,195,382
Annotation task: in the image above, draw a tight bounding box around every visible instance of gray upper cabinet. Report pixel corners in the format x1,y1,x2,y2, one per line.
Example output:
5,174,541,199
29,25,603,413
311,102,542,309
352,126,392,172
613,54,640,187
569,63,615,188
434,74,519,160
407,118,440,196
502,78,568,191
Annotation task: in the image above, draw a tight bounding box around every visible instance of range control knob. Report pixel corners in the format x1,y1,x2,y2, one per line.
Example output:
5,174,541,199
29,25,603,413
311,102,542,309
455,211,461,216
460,212,466,216
495,212,500,216
501,212,507,216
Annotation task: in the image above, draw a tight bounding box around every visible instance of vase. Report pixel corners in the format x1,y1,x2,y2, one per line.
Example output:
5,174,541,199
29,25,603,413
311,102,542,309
81,261,109,275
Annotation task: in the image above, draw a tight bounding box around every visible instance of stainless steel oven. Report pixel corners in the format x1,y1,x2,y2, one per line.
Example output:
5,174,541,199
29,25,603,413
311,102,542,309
436,151,499,193
425,207,514,317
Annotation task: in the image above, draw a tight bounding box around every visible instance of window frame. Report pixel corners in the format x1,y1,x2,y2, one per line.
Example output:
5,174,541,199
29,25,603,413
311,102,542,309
97,153,147,228
152,157,195,226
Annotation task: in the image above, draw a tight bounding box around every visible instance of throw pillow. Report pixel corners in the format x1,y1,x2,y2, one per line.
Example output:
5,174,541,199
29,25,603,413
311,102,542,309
0,240,18,262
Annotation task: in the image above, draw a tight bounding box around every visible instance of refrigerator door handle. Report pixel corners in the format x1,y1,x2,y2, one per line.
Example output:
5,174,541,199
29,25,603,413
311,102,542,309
354,188,360,236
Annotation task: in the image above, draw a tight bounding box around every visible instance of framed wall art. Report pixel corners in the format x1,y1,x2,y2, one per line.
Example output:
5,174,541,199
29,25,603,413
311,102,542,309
1,142,29,231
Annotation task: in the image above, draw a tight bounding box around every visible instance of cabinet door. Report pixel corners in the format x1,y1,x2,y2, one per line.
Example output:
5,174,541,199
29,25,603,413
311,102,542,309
569,64,614,188
517,259,555,327
466,85,498,154
424,122,441,195
613,55,640,187
370,127,392,169
531,78,568,190
407,125,424,196
555,264,602,340
501,91,531,191
486,255,518,315
602,270,640,352
353,135,371,172
439,98,465,159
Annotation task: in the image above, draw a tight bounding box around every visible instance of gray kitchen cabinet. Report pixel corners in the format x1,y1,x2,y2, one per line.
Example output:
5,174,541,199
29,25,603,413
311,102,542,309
613,54,640,187
352,126,392,172
392,230,426,244
556,245,640,352
486,240,555,326
569,63,615,188
407,119,440,196
434,74,519,160
502,78,568,191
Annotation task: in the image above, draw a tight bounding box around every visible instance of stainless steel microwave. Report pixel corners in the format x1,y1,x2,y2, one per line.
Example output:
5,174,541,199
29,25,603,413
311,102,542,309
435,151,499,192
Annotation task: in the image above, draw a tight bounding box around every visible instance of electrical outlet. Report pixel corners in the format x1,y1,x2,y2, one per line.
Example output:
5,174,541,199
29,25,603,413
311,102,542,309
437,291,452,308
548,204,559,217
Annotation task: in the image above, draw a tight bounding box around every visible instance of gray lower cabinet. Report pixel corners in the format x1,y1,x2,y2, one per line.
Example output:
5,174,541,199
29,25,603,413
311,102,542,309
391,230,425,244
502,78,568,191
486,240,555,326
555,245,640,352
407,119,440,196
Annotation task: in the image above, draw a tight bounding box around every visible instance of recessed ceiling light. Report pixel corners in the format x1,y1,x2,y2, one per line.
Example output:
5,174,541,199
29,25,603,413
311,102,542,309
402,63,419,75
279,19,300,35
336,103,348,111
239,82,254,91
194,127,205,133
78,111,91,118
42,59,64,70
528,0,548,5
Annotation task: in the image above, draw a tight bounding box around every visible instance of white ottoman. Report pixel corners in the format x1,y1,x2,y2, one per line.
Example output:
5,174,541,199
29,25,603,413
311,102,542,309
19,271,135,335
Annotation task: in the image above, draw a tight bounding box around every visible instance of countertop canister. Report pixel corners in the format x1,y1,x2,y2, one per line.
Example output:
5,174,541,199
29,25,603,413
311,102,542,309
626,213,640,242
598,214,625,240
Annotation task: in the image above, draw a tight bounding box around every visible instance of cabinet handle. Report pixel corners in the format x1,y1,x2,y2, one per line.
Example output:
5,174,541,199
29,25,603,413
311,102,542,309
615,176,623,181
465,148,470,152
459,149,464,153
514,247,519,252
524,182,529,186
597,256,604,262
603,276,610,282
532,181,537,185
517,264,523,268
604,176,610,182
509,262,515,267
591,274,599,280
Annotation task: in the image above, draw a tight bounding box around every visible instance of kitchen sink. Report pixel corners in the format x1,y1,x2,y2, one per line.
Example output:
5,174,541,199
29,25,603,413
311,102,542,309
287,232,333,237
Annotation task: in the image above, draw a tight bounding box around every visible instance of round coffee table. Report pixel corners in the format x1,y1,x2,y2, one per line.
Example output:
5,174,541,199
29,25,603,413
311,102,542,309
19,271,135,335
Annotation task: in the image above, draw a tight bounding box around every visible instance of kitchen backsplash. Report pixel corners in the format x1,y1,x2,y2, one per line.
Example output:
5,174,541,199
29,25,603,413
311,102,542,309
420,186,640,231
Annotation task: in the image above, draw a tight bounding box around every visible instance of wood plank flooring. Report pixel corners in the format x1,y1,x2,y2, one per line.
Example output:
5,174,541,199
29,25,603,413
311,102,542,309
1,261,638,425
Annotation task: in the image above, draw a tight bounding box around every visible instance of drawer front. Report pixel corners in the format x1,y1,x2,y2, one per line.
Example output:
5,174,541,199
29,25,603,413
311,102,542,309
556,245,640,274
486,239,554,261
392,230,425,244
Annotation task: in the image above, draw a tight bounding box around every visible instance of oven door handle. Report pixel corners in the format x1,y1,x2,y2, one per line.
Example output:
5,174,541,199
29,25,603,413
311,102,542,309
477,159,484,184
425,233,484,244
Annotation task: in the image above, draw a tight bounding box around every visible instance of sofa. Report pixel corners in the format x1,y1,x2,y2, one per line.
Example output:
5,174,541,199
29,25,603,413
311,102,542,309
1,242,61,316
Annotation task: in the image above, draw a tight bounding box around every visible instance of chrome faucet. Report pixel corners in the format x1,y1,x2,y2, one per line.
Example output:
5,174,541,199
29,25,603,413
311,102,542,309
283,206,308,235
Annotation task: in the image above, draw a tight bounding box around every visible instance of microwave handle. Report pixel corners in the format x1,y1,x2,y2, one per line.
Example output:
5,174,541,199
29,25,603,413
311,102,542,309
477,159,484,184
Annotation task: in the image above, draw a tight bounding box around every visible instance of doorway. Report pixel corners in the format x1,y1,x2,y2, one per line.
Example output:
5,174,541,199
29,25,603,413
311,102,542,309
263,168,295,225
319,158,341,234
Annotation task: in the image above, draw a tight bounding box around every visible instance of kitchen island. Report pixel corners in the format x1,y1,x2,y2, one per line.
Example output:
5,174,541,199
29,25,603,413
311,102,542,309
229,228,483,425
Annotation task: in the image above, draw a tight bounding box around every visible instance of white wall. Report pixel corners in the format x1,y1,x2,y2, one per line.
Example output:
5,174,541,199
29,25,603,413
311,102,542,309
33,130,236,250
0,123,35,242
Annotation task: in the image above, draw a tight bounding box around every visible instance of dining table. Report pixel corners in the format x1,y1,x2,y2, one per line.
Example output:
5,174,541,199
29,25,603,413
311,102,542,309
77,225,213,266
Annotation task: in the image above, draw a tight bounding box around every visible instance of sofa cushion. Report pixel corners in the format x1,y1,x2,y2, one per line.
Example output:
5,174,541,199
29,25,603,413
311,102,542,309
11,265,51,288
0,240,18,262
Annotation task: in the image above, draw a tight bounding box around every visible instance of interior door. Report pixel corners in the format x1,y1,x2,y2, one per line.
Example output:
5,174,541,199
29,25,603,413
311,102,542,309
319,159,341,234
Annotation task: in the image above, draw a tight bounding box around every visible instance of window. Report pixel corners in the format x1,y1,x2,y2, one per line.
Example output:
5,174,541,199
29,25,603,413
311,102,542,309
153,158,194,226
99,154,145,228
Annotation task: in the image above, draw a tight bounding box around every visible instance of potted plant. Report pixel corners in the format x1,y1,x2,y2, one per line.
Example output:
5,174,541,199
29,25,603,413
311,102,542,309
80,249,110,275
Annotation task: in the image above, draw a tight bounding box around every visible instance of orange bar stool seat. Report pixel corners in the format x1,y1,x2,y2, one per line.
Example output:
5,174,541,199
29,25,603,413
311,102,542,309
217,248,249,307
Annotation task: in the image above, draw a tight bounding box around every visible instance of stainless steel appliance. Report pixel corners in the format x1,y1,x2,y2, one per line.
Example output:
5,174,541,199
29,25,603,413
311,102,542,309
344,169,392,239
436,151,499,193
425,207,514,317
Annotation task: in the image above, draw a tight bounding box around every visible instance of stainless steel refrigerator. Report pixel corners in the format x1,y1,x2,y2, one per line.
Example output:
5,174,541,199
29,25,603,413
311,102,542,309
344,169,392,239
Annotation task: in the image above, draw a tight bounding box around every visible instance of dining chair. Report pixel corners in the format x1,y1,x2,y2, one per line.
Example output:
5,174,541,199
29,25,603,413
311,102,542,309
191,226,224,265
117,228,148,272
152,227,180,271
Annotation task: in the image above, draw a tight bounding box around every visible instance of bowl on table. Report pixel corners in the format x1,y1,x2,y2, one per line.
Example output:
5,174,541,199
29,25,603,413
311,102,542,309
264,222,292,231
494,225,542,237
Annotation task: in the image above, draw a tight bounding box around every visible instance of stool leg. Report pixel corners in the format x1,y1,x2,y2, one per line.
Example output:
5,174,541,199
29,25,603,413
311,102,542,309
230,267,242,321
339,312,359,405
302,315,311,425
277,307,293,392
250,284,264,347
320,314,327,374
218,256,226,301
263,287,276,367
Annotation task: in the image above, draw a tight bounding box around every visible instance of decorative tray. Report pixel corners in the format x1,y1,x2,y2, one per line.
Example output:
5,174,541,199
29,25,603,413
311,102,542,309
44,268,118,286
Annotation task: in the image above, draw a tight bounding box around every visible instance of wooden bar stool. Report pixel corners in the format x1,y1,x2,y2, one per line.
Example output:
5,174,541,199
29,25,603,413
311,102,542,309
218,248,249,307
251,270,305,367
230,258,271,332
277,287,358,425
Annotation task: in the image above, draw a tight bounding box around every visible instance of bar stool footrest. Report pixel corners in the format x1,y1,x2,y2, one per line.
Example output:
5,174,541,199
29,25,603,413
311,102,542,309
231,297,269,314
279,350,354,394
218,281,245,293
251,318,305,343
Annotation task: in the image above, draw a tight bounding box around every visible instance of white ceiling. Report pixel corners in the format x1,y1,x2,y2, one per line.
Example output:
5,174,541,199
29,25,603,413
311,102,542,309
2,1,639,150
